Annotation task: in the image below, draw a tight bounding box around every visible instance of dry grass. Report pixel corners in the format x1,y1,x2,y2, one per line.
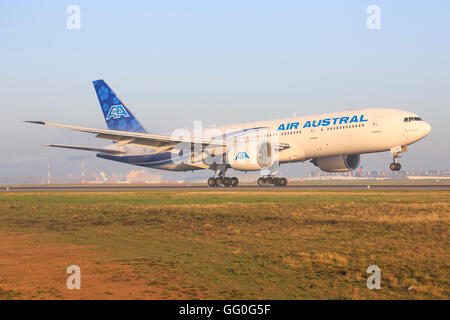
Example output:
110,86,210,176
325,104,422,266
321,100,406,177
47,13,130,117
0,189,448,299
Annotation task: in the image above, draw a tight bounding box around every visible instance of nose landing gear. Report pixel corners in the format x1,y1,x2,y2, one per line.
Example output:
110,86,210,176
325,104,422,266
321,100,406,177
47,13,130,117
389,146,407,171
390,162,401,171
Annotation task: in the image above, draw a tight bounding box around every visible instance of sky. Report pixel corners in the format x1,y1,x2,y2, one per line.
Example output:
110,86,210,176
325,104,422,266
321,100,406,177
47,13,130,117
1,0,449,182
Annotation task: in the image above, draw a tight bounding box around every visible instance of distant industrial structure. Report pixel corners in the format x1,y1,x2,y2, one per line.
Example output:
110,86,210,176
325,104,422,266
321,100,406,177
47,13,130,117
1,162,449,185
306,169,450,180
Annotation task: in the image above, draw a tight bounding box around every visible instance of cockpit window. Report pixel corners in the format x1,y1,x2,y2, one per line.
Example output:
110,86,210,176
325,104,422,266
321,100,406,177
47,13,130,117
404,117,423,122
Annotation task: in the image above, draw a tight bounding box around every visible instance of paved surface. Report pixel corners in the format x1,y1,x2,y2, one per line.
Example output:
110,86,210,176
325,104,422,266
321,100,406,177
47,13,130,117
2,184,450,192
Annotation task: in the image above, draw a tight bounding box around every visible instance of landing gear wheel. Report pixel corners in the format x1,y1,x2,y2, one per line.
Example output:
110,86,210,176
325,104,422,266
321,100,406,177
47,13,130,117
273,178,281,186
223,177,232,187
257,177,265,186
390,163,401,171
258,176,288,186
215,177,224,186
207,177,217,187
231,177,239,187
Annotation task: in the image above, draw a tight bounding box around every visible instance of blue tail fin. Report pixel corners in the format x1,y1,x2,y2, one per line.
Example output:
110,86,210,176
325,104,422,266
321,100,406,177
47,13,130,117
93,80,146,133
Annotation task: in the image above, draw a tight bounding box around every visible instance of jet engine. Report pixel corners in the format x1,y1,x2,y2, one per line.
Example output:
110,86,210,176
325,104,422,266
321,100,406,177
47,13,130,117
311,154,360,172
227,141,274,171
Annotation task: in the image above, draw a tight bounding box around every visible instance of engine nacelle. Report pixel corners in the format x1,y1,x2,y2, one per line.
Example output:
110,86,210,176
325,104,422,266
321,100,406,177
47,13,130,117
311,154,360,172
227,141,274,171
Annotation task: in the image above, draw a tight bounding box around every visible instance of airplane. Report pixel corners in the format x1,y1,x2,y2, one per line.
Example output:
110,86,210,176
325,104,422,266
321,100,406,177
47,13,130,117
25,79,431,187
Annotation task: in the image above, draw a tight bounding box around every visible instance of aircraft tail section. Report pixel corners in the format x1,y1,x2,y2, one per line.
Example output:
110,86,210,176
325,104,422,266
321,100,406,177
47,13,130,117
93,79,147,133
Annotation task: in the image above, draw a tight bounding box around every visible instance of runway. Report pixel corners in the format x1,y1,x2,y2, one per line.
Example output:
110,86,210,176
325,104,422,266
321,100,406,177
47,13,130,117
2,183,450,192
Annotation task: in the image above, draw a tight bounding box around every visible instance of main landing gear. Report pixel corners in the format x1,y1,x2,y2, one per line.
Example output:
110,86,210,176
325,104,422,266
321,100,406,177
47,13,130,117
257,176,287,187
207,173,239,187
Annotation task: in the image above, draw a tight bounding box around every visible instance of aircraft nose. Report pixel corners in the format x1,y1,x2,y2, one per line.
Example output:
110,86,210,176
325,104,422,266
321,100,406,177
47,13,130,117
423,122,432,136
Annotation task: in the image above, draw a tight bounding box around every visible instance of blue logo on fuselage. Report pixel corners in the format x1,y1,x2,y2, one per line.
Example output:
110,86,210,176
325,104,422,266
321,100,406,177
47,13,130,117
277,122,299,131
106,105,130,120
235,152,250,160
277,115,368,130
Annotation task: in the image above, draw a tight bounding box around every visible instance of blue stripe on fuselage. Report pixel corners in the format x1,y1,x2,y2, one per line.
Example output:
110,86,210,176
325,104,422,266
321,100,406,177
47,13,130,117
97,152,181,167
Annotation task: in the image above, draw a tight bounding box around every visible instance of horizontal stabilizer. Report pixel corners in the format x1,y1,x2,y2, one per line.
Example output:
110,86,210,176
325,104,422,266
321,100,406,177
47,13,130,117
45,144,123,154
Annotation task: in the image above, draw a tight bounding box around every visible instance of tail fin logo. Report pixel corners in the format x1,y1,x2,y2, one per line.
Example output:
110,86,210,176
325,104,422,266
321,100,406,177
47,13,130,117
106,105,130,120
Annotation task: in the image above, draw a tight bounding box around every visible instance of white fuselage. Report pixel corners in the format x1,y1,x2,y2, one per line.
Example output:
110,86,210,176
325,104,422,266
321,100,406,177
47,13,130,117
119,107,431,171
218,107,430,163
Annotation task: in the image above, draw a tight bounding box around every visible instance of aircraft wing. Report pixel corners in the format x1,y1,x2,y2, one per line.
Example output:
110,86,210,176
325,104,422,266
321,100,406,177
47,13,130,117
25,121,227,150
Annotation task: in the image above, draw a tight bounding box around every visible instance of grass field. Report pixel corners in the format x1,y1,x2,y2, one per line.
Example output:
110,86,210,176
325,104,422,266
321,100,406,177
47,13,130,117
0,190,448,299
